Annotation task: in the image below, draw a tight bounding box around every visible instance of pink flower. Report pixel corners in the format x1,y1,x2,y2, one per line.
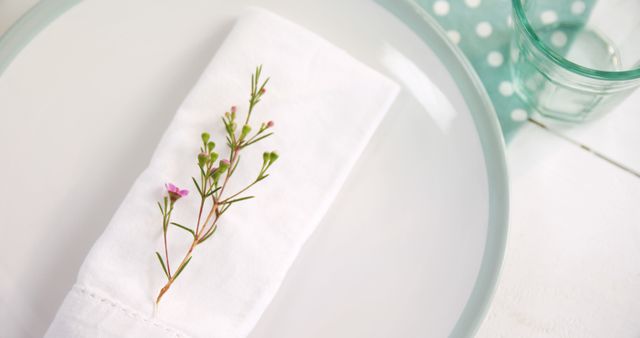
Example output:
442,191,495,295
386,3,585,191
165,183,189,202
266,120,274,128
230,106,237,114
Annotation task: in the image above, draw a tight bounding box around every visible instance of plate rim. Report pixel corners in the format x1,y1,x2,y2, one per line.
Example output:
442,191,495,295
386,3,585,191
376,0,509,336
0,1,509,337
0,0,82,76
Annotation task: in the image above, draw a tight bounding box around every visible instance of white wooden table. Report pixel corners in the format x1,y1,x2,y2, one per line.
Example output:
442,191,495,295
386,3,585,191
2,2,639,337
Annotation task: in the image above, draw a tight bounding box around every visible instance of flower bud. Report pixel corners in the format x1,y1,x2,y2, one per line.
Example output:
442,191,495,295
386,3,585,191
263,151,270,164
209,152,219,163
197,152,208,167
231,122,237,131
207,141,216,151
201,132,210,144
240,124,251,140
218,159,231,172
266,120,274,128
231,107,237,120
269,151,279,163
259,88,266,95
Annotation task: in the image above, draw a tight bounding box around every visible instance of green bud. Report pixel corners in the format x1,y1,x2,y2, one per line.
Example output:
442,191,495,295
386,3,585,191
197,152,208,167
263,151,270,164
210,152,219,163
207,141,216,150
201,132,210,144
218,159,231,172
269,151,279,163
240,124,252,140
213,171,221,184
231,122,237,131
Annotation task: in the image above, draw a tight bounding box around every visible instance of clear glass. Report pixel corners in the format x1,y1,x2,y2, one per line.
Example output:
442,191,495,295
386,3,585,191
510,0,640,122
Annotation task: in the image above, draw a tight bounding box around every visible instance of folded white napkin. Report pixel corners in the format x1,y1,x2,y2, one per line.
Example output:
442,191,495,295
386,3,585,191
45,8,399,338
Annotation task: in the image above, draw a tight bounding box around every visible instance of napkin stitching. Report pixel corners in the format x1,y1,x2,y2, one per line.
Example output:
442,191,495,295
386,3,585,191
71,284,190,338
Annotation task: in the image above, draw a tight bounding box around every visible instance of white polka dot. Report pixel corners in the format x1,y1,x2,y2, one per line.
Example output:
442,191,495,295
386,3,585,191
465,0,481,8
540,10,558,25
507,15,513,27
476,22,493,38
487,51,504,67
433,1,450,16
511,108,528,121
447,30,461,44
551,31,567,47
499,81,514,96
571,1,586,14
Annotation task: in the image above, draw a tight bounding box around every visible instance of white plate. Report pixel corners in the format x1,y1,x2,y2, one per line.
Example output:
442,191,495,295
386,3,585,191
0,0,508,337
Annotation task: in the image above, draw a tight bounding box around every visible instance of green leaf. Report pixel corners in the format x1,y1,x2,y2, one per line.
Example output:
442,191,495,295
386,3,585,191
155,252,169,279
219,204,231,215
198,224,218,244
171,222,195,238
224,196,255,205
205,186,221,198
258,77,270,94
157,201,164,214
173,256,192,280
191,177,203,195
245,132,273,146
256,174,269,182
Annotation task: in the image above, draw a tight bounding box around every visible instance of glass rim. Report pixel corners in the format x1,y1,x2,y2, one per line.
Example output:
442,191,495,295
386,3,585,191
512,0,640,81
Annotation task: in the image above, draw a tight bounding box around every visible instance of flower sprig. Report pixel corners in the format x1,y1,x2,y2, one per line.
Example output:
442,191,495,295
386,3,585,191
154,65,278,305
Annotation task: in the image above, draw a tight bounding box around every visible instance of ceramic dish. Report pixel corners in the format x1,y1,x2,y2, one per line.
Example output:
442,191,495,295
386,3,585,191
0,0,508,337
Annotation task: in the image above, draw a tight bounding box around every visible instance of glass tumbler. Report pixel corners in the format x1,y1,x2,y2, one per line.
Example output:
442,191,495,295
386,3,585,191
510,0,640,122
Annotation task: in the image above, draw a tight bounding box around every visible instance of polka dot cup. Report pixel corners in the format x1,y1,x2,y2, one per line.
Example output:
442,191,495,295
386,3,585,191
510,0,640,122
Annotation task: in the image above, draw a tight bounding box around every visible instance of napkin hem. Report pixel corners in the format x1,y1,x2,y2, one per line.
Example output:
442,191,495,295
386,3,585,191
69,284,190,338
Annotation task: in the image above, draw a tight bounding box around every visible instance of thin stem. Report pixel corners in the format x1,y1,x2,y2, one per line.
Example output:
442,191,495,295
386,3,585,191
198,146,239,238
155,66,275,306
194,198,205,235
194,175,208,235
156,238,197,304
156,147,240,305
245,101,255,126
220,179,259,204
162,204,174,277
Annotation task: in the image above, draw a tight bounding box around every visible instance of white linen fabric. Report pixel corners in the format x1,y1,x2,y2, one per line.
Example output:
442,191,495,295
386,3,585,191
45,8,399,338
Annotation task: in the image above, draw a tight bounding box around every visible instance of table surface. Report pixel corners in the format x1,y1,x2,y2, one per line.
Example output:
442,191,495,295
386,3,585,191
1,1,638,337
